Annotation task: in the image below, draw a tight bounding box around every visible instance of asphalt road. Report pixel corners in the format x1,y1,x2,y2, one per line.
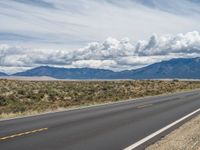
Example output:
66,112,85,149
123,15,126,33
0,90,200,150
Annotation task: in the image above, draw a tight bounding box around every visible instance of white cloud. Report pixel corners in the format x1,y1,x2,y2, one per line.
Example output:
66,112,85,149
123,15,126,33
136,31,200,56
1,31,200,74
72,60,117,69
0,0,200,49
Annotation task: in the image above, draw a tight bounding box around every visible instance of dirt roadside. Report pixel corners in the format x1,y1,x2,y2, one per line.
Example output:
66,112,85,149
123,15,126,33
146,114,200,150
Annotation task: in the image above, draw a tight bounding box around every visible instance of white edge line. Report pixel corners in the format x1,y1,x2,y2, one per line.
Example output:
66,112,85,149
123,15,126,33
0,89,199,122
124,108,200,150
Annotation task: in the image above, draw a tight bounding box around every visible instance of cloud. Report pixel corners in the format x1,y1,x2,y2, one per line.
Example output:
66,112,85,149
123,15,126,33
0,0,200,49
13,0,55,9
72,60,117,70
1,31,200,74
136,31,200,55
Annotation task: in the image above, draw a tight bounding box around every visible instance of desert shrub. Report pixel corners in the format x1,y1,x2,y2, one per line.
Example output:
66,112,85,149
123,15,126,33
1,79,200,117
0,96,8,106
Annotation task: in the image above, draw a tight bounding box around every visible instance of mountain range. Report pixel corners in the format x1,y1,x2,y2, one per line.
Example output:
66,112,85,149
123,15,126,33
13,66,116,79
0,72,7,76
1,57,200,79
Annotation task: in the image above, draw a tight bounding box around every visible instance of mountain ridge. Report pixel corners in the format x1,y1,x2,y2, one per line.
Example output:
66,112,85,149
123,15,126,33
0,72,8,76
13,66,116,79
1,57,200,79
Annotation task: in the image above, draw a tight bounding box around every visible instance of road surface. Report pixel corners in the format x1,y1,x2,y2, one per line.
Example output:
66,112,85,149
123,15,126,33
0,90,200,150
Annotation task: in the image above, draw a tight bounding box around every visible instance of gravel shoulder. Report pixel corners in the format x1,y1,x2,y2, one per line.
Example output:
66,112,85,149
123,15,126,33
146,114,200,150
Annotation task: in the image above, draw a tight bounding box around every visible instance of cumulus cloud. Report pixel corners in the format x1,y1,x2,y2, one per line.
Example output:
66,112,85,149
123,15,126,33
1,31,200,73
136,31,200,56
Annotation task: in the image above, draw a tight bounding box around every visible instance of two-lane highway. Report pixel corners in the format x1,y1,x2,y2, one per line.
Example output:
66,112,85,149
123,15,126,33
0,90,200,150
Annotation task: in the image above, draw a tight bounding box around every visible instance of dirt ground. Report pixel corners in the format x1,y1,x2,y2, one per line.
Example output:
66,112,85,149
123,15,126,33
146,114,200,150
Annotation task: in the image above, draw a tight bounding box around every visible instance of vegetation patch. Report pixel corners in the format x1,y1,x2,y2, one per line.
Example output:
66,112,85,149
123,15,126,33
1,79,200,119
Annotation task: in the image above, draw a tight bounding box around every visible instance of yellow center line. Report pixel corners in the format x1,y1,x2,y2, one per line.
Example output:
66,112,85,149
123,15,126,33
136,104,153,109
0,128,48,141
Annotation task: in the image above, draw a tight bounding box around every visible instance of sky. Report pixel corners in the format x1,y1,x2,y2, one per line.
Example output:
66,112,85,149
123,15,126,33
0,0,200,74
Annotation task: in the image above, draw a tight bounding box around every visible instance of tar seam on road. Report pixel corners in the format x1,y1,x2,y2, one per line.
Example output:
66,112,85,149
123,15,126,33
123,108,200,150
0,128,48,141
136,104,153,109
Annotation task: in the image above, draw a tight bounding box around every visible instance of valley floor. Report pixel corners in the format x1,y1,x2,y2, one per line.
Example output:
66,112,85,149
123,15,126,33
1,79,200,119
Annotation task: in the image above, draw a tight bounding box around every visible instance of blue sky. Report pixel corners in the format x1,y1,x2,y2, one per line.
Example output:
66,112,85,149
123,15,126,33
0,0,200,73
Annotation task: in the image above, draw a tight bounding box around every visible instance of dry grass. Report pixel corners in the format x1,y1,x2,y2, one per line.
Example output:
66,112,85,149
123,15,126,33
1,79,200,119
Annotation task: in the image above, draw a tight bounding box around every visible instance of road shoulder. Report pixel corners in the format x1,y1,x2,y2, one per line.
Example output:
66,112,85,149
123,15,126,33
146,114,200,150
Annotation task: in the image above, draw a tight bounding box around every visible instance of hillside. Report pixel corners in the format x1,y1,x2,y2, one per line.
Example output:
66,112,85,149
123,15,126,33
11,57,200,79
0,72,7,76
121,57,200,79
13,66,116,79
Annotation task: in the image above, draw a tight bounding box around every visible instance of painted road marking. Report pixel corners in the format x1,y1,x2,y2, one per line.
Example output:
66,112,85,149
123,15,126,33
136,104,153,109
0,128,48,141
124,108,200,150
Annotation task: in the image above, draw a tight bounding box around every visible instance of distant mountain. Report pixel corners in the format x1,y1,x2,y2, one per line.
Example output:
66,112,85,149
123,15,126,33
12,57,200,79
119,57,200,79
13,66,116,79
0,72,7,76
